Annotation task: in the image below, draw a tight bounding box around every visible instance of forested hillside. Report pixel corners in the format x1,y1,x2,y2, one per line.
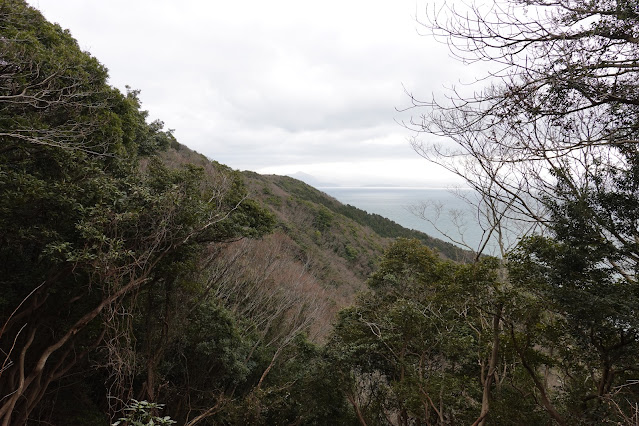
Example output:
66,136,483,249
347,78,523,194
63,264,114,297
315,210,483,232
0,2,467,423
2,0,639,425
160,144,469,342
246,173,472,262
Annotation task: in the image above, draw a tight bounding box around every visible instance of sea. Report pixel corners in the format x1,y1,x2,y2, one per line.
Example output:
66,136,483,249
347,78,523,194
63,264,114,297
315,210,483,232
319,187,500,255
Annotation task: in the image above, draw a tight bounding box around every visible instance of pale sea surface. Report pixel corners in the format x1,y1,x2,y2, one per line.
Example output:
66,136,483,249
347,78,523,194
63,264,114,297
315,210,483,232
320,187,501,255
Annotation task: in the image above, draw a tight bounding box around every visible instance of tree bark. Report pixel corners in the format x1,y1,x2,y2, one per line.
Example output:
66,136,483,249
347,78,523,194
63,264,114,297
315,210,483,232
0,271,151,424
475,304,502,426
510,327,567,426
347,393,368,426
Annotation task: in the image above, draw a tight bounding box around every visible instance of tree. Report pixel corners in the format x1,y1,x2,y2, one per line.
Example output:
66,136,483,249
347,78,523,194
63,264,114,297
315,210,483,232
1,0,127,156
407,0,639,257
0,3,274,423
505,151,639,423
329,239,518,425
133,232,328,424
406,0,639,422
112,400,176,426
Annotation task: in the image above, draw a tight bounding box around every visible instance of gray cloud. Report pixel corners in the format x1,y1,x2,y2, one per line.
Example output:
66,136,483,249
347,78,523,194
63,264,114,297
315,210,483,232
28,0,470,185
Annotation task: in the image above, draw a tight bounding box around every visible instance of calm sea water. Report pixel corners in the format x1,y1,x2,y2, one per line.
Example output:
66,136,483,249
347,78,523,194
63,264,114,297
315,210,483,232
320,187,496,254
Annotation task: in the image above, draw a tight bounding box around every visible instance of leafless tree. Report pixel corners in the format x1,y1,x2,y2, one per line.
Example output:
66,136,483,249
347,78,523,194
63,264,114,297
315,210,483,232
207,233,330,361
404,0,639,259
175,233,330,425
400,0,639,422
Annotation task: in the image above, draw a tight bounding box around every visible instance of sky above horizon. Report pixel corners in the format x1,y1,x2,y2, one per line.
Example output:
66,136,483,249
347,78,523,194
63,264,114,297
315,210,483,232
27,0,478,187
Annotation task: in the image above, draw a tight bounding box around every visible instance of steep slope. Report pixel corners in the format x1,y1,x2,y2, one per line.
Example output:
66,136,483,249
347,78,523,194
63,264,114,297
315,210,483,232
243,172,388,297
251,174,471,261
160,145,386,337
0,3,469,423
161,144,472,336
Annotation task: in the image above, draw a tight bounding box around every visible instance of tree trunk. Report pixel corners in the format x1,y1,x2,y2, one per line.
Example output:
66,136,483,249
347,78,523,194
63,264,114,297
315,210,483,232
475,304,502,426
0,272,150,424
510,326,566,426
347,393,368,426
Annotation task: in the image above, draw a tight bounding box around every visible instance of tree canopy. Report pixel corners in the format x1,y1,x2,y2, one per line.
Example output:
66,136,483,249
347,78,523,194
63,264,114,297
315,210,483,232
0,2,275,423
405,0,639,422
4,0,639,423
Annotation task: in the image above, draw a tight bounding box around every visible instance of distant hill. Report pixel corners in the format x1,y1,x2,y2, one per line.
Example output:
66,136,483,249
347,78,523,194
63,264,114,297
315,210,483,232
161,145,472,333
241,172,474,321
248,173,472,262
286,171,339,187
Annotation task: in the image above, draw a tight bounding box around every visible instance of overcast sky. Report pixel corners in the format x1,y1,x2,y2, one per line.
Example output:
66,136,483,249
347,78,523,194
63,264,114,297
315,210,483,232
27,0,475,186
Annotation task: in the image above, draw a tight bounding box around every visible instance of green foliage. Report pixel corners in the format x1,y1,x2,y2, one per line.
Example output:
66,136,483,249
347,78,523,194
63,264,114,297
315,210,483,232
0,0,138,158
343,244,358,261
171,301,257,391
497,151,639,423
12,0,639,424
269,176,472,261
0,2,276,423
314,205,333,231
237,336,355,426
265,195,282,207
508,236,639,421
112,400,176,426
412,0,639,421
328,239,502,424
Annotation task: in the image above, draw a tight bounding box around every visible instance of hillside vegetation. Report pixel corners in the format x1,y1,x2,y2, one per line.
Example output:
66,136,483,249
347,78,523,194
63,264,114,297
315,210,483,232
2,1,639,425
160,145,471,340
247,173,472,261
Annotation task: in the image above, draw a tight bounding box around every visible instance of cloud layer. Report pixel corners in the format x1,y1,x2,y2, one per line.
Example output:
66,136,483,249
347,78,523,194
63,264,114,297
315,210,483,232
29,0,470,186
